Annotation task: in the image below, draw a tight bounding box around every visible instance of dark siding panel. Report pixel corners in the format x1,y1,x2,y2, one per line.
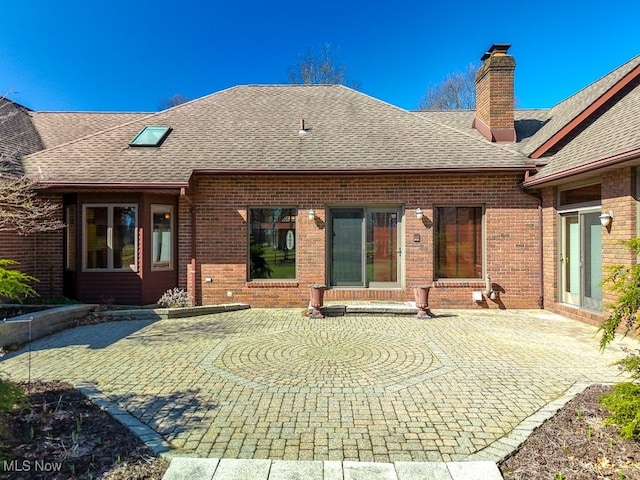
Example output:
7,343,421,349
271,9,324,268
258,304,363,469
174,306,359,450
76,272,142,305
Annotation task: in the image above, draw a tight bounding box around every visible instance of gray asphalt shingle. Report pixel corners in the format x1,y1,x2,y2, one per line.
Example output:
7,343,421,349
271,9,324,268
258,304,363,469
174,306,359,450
22,85,531,185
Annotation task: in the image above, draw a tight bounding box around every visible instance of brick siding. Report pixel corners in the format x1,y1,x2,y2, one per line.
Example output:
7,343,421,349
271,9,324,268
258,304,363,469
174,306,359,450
179,173,541,309
0,193,64,301
541,167,638,326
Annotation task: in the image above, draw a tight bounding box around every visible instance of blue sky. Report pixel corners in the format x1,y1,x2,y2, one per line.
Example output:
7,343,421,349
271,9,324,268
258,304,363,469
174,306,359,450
1,1,638,112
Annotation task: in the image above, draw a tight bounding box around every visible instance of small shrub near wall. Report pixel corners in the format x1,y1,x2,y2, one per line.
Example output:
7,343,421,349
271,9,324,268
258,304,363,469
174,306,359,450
157,288,192,308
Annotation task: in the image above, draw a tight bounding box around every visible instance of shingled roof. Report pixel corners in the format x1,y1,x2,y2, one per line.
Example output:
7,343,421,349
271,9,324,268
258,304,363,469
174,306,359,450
0,98,44,176
414,109,550,151
22,85,533,187
522,55,640,186
523,55,640,158
31,111,150,149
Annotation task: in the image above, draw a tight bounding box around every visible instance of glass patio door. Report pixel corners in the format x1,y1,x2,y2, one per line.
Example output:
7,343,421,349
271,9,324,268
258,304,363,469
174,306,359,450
561,211,602,311
330,208,401,288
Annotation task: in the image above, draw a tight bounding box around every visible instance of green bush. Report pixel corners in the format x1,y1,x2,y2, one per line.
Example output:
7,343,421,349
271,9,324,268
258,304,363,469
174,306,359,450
601,382,640,439
598,238,640,350
0,378,28,414
0,259,38,303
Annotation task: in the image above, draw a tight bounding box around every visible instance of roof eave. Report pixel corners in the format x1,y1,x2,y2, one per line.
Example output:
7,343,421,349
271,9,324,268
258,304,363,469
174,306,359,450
523,148,640,188
192,166,536,176
37,181,189,190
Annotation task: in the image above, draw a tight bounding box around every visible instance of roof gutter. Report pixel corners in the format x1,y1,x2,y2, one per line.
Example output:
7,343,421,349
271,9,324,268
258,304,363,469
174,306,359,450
523,147,640,188
37,181,189,189
192,166,536,176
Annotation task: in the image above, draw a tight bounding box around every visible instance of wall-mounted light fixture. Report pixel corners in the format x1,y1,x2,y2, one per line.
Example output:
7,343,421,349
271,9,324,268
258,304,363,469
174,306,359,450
599,211,613,228
308,209,316,221
415,208,424,220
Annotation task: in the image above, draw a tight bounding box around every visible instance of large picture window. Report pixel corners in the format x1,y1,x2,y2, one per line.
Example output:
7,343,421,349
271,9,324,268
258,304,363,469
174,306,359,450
83,205,137,271
151,205,173,270
435,206,483,279
249,208,296,280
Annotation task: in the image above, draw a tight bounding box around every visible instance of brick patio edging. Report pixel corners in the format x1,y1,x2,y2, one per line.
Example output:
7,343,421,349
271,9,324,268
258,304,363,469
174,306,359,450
467,382,604,462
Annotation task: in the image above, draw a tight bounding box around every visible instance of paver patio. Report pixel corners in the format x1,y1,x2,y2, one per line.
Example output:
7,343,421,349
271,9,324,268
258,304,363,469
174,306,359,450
0,308,635,463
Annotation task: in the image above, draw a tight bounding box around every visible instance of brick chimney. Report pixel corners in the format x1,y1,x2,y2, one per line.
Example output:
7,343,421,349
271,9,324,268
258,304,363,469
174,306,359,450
472,44,516,143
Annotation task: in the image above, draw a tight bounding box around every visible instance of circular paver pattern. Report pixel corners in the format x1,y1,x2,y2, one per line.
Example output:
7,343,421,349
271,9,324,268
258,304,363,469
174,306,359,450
203,328,443,392
1,309,637,463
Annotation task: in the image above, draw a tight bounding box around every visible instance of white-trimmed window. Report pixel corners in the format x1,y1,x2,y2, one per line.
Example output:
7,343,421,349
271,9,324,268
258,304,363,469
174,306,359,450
151,205,174,271
83,205,138,271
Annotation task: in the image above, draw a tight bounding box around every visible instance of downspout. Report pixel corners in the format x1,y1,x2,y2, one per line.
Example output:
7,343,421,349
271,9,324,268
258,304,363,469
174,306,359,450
180,187,197,306
520,182,544,309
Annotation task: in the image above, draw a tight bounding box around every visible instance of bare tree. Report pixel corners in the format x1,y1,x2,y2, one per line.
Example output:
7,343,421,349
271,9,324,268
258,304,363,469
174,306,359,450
158,94,191,111
288,44,360,89
0,96,63,235
418,64,479,110
0,176,63,235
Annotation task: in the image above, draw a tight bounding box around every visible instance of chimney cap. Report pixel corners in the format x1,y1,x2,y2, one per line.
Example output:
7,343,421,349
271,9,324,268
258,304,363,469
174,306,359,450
480,44,512,61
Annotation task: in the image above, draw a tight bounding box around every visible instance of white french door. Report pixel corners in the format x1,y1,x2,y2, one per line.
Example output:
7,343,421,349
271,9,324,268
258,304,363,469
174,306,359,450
560,210,602,311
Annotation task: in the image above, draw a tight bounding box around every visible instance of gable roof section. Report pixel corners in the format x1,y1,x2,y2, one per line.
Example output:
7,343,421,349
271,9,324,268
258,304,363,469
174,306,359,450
23,85,532,187
524,55,640,159
523,75,640,186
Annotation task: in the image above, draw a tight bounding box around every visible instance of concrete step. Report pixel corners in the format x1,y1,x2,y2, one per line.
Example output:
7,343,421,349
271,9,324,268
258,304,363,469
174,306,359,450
161,458,503,480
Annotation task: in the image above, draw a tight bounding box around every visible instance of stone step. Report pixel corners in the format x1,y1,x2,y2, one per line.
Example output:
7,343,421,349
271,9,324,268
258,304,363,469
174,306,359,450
161,458,503,480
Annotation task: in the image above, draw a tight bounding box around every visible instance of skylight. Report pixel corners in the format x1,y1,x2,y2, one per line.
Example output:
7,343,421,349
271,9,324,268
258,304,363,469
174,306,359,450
130,126,171,146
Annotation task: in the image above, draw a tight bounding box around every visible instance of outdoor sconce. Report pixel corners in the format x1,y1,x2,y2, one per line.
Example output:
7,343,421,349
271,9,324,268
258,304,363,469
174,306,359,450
415,208,424,220
308,209,316,221
599,211,613,228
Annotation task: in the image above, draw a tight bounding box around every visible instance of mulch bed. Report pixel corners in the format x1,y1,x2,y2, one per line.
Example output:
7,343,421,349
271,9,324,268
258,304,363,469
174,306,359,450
0,381,167,480
499,384,640,479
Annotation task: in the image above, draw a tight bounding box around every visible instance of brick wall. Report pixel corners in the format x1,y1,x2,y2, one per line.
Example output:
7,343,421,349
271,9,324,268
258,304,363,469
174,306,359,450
180,173,541,309
601,168,637,314
0,193,64,301
541,168,638,326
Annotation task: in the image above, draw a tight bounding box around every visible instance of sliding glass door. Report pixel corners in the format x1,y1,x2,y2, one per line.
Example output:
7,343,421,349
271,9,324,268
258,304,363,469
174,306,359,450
330,208,401,288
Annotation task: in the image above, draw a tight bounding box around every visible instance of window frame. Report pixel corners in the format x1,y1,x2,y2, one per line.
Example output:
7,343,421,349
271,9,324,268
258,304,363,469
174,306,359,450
248,207,297,281
82,204,138,272
557,179,602,210
129,126,171,147
65,205,76,271
433,205,485,281
327,206,403,289
151,204,174,271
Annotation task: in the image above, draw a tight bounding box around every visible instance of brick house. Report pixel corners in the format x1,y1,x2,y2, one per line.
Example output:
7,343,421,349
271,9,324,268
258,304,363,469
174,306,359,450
1,44,638,326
